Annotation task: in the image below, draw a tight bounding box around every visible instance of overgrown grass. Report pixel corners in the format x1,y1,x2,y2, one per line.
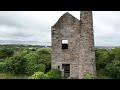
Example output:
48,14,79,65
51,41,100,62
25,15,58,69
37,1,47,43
0,73,29,79
0,70,113,79
96,69,113,79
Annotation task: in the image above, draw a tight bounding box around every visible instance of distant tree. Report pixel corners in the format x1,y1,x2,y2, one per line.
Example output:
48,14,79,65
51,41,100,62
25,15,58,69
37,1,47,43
96,47,120,79
105,60,120,78
37,48,51,55
0,48,14,59
96,49,111,70
112,47,120,60
14,49,29,57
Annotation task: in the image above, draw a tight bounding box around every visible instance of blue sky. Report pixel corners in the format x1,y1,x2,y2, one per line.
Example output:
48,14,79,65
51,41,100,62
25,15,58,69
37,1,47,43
0,11,119,46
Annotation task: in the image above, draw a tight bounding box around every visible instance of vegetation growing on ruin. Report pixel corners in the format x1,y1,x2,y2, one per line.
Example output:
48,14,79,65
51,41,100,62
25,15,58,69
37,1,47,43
85,73,91,79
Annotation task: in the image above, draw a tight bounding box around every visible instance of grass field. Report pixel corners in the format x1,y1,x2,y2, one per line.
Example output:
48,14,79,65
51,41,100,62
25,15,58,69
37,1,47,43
0,73,29,79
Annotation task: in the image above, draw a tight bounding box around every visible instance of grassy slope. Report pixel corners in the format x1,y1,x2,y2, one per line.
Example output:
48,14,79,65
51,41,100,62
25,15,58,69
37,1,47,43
0,73,29,79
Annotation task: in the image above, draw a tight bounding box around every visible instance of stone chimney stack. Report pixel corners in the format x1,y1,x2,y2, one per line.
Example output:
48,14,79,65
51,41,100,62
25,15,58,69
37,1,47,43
79,11,96,79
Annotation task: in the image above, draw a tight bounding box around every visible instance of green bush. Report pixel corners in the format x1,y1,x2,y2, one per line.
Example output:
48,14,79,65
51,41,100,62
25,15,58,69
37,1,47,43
25,64,46,75
24,53,39,64
37,48,51,72
34,64,45,72
4,55,27,75
28,72,50,79
24,53,43,75
47,68,62,79
105,60,120,78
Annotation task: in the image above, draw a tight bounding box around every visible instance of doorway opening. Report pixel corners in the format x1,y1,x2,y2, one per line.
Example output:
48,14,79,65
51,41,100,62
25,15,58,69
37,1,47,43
62,64,70,78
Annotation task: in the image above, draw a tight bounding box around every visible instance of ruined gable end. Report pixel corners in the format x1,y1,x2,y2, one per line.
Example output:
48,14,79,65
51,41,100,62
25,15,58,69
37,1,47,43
52,12,80,29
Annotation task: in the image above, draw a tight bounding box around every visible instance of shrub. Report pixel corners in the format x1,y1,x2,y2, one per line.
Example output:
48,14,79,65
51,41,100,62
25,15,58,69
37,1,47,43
4,55,27,75
85,73,91,79
28,72,50,79
25,64,46,75
95,49,112,70
24,53,39,64
0,62,5,73
47,68,62,79
38,55,51,72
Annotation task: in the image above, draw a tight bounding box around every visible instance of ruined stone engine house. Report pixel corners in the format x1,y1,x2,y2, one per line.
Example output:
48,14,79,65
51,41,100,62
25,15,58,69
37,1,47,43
51,11,96,79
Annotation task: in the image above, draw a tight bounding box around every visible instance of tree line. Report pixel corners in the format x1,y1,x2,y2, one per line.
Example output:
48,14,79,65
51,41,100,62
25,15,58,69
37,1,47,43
96,47,120,79
0,46,61,79
0,45,120,79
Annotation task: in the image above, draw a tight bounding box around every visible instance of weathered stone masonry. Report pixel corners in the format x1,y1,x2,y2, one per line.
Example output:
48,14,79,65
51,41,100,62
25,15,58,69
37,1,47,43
51,11,96,79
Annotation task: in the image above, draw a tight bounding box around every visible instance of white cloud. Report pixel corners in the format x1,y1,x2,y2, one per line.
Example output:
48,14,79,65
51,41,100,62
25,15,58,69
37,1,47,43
93,11,120,46
0,11,120,46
